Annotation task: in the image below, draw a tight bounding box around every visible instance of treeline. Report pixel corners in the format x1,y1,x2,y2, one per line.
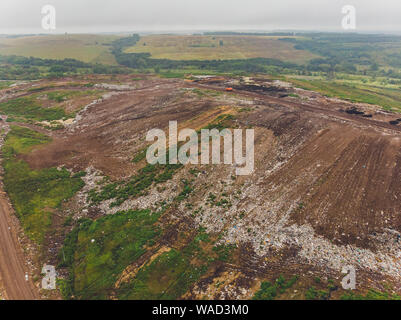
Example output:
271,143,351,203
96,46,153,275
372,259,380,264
116,53,300,73
0,54,131,80
111,34,141,53
0,55,90,68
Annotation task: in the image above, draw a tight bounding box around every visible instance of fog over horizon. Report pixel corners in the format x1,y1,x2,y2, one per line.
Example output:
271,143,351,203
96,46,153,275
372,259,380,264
1,0,401,35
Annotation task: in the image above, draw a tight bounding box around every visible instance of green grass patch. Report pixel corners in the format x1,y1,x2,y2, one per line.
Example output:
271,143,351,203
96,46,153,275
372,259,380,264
4,125,51,154
118,248,207,300
59,209,162,300
3,126,84,243
159,72,188,79
0,95,67,122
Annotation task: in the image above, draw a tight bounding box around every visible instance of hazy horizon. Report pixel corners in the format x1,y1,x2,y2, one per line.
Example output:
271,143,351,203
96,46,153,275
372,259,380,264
2,29,401,37
1,0,401,35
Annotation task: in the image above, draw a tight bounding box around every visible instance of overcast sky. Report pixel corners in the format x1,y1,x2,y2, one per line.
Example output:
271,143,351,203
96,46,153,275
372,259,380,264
1,0,401,34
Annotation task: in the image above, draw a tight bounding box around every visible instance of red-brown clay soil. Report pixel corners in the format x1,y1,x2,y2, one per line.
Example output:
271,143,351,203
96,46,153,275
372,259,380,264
0,196,39,300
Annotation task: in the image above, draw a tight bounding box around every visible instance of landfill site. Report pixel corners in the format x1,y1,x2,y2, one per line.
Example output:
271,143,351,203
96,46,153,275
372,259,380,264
0,74,400,300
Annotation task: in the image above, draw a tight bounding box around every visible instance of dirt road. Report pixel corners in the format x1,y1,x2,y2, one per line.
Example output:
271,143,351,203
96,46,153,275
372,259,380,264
0,194,39,300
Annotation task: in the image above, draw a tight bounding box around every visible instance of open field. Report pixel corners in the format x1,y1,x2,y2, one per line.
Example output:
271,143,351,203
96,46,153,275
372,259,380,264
0,34,121,65
124,35,319,63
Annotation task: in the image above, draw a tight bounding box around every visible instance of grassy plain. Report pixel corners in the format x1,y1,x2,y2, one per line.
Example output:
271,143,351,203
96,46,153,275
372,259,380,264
285,75,401,112
124,35,318,63
0,34,121,65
